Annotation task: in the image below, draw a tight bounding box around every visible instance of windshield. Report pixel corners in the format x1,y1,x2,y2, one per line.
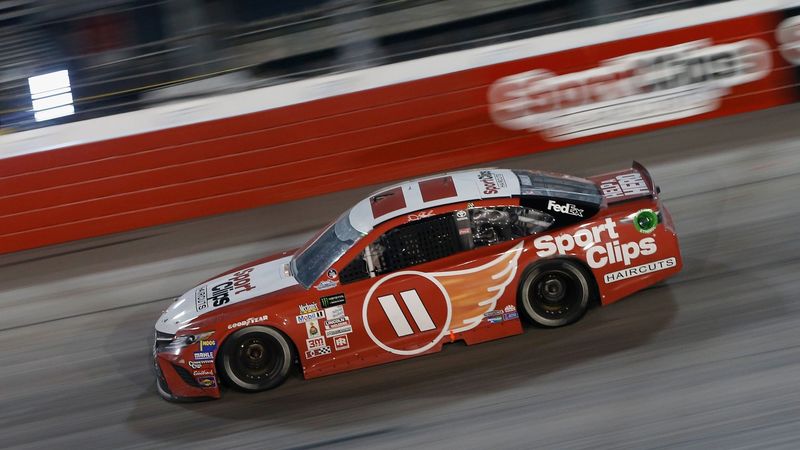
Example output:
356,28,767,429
291,212,365,288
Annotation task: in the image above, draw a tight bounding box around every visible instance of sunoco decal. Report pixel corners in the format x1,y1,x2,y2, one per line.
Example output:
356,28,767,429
489,39,771,141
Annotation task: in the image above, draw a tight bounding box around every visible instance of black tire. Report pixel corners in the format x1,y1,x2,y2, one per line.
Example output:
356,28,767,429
518,260,592,327
218,326,293,392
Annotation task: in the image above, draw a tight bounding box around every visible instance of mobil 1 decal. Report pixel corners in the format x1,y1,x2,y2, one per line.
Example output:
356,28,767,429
363,243,523,356
777,6,800,97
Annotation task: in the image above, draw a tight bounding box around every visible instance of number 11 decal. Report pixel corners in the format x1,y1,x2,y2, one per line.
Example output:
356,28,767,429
377,290,436,337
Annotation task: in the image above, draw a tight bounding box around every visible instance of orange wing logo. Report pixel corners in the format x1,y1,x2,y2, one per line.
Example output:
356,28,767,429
434,242,523,333
362,242,523,356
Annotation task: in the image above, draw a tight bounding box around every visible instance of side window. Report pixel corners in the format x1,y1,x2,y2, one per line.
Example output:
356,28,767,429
468,206,554,248
340,213,462,284
339,207,554,284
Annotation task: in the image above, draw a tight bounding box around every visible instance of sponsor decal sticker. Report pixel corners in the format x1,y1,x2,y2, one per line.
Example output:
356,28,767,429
604,257,677,283
197,376,217,388
325,325,353,338
487,316,503,324
484,310,503,318
304,346,332,359
306,336,326,351
633,209,659,234
320,293,346,308
195,287,208,311
299,303,319,314
296,310,325,324
547,200,583,217
333,335,350,351
489,38,771,141
199,339,217,352
327,268,338,279
198,268,256,310
600,173,649,199
477,170,507,195
188,361,206,369
227,314,269,330
503,312,519,321
325,316,350,328
193,351,214,361
315,280,338,291
306,320,321,338
503,305,516,313
192,369,214,377
325,305,346,321
533,218,657,269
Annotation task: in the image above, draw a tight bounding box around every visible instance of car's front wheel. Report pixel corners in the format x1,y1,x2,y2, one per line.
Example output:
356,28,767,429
518,260,592,327
218,326,293,392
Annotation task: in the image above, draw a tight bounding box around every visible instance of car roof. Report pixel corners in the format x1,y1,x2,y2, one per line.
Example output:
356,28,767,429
348,168,520,234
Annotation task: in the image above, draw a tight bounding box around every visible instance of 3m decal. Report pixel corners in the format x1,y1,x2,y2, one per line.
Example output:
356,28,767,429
320,293,346,308
604,257,677,283
306,336,326,351
533,218,656,268
227,314,269,330
363,243,523,356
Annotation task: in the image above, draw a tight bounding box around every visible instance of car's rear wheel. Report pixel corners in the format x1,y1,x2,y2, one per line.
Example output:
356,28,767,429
219,326,293,392
518,260,591,327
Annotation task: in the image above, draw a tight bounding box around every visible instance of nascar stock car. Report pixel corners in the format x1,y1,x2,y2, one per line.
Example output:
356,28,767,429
154,162,682,401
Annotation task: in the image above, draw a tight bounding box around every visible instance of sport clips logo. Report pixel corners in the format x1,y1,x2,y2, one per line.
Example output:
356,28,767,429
533,218,656,269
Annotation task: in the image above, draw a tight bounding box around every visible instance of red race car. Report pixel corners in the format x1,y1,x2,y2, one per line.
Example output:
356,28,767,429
153,162,682,401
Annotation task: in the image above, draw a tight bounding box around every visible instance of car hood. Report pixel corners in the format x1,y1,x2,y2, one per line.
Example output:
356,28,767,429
155,254,298,334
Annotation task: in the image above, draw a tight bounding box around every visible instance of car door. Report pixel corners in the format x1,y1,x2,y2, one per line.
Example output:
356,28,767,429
302,204,547,377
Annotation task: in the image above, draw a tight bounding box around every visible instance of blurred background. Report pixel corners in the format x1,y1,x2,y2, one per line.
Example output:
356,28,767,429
0,0,726,133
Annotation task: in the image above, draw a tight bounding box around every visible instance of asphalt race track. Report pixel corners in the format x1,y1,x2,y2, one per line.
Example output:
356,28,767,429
2,105,800,449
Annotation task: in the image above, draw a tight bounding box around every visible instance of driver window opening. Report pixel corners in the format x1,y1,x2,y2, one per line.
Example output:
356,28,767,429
340,207,554,284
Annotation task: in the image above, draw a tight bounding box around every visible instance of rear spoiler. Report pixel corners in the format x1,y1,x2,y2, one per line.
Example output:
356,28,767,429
588,161,659,204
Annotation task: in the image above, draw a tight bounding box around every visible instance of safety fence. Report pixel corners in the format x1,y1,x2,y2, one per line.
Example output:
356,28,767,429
0,0,798,255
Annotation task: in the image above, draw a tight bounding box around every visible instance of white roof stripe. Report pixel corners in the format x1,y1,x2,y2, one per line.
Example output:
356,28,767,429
348,168,520,234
